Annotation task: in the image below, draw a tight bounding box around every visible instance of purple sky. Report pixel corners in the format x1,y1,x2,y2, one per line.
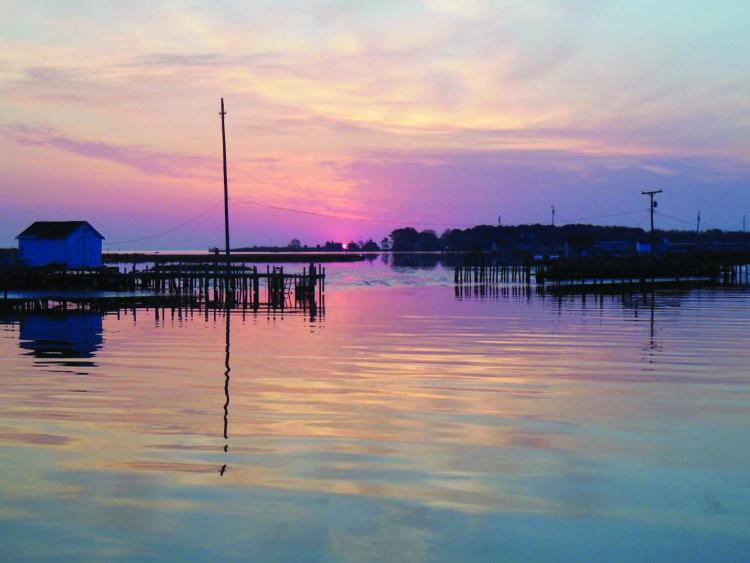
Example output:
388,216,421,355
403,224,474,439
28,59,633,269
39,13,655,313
1,0,748,248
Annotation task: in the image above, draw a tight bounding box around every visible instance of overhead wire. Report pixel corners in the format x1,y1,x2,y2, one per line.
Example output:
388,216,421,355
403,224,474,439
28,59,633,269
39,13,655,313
232,200,477,228
105,201,224,246
653,210,695,226
102,192,707,247
556,208,648,225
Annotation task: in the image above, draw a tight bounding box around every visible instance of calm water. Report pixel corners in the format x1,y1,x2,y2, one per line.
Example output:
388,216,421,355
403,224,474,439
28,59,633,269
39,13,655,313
1,259,749,561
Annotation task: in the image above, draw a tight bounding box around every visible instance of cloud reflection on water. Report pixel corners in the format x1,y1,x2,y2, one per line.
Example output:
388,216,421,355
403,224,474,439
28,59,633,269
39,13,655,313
1,282,750,560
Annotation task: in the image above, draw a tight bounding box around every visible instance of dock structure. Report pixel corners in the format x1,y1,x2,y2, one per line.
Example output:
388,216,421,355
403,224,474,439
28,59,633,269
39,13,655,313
124,263,325,308
454,263,532,286
0,262,326,315
535,256,750,290
454,253,750,293
454,255,532,287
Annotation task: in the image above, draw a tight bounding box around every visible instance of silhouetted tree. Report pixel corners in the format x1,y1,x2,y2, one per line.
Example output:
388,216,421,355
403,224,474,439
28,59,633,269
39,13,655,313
416,230,440,251
389,228,419,251
323,241,343,251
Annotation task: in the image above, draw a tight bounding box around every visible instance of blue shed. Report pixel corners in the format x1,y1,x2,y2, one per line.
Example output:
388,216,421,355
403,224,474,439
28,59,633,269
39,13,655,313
17,221,105,268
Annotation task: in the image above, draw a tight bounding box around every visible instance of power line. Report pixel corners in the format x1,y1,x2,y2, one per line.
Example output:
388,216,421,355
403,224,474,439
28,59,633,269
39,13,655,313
233,200,478,228
104,199,477,247
101,198,677,248
105,200,656,247
653,210,694,226
104,202,223,246
239,200,652,229
557,208,647,224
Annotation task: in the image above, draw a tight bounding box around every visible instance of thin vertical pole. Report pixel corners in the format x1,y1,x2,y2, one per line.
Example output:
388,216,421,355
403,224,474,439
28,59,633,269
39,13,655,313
220,98,230,258
650,195,654,257
649,195,654,234
642,189,662,258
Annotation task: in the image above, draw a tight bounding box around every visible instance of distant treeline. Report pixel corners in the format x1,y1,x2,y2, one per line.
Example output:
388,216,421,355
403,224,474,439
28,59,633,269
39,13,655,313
387,225,750,252
229,225,750,254
233,238,381,253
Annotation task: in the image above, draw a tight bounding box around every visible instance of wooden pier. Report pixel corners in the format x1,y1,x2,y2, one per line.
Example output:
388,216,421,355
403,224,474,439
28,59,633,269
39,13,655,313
1,262,326,314
535,256,750,289
454,253,750,292
454,256,532,287
454,263,532,286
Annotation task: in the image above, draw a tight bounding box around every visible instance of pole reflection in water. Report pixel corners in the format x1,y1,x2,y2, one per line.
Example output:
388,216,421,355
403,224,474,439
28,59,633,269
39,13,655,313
649,288,656,351
221,306,231,476
1,280,749,562
640,288,663,365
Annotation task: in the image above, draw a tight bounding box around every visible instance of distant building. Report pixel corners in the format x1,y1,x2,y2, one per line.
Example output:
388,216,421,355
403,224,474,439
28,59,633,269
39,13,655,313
565,235,596,258
635,241,652,255
17,221,105,268
596,240,634,257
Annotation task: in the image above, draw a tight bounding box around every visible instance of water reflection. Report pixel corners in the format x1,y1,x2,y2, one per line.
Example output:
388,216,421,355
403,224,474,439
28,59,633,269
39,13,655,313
16,312,103,369
1,282,749,561
221,307,231,476
389,253,441,268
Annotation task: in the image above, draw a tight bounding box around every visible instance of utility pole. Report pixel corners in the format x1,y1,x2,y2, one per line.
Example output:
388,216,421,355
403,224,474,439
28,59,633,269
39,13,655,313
220,98,230,258
696,210,701,233
551,205,556,227
744,215,746,233
498,214,502,227
642,189,662,257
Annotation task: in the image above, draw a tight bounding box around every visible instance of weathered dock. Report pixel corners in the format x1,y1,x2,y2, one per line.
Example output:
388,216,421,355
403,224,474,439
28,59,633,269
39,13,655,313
454,255,532,286
535,256,750,289
1,262,326,314
454,253,750,292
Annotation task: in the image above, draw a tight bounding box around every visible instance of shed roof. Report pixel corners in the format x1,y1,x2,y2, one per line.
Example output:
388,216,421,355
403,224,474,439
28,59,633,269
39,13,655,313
17,221,105,240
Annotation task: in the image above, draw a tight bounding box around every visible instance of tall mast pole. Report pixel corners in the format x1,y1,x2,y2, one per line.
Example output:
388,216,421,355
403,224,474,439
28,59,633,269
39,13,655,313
220,98,230,258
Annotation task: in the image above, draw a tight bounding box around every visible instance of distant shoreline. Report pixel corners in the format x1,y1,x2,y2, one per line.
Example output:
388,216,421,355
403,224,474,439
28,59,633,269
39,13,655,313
103,251,371,263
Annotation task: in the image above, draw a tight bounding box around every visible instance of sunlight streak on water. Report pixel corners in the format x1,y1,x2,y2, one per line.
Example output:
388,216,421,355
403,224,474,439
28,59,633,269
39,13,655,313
1,277,750,561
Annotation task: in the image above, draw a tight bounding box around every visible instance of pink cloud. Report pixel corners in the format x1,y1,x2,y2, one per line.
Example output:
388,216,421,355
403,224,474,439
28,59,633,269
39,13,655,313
1,122,214,179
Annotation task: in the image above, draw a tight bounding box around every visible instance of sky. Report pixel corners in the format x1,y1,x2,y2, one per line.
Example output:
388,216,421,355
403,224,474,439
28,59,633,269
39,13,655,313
0,0,749,249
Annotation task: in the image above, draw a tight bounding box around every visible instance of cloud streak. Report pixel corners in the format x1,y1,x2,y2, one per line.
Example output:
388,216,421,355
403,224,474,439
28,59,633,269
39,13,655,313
0,0,748,245
1,123,214,179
